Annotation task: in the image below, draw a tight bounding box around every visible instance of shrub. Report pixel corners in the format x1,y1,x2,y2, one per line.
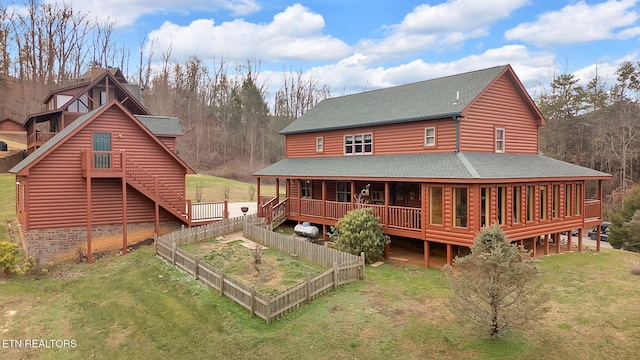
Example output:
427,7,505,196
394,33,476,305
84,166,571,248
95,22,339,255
329,208,389,263
0,241,36,276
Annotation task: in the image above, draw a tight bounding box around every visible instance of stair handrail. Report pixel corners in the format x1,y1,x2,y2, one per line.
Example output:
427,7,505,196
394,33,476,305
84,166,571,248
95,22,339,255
124,156,188,220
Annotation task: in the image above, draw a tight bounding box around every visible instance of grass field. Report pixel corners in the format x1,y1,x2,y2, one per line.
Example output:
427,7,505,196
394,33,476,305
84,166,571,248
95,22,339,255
186,174,278,202
0,173,16,241
2,172,640,359
1,246,639,360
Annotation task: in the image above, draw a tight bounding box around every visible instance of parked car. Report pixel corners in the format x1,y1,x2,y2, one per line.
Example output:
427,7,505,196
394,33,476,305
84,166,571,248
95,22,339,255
561,229,580,237
588,222,611,241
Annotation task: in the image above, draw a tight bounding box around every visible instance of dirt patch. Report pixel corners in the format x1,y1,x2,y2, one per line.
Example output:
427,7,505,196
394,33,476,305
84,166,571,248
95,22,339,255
183,235,327,295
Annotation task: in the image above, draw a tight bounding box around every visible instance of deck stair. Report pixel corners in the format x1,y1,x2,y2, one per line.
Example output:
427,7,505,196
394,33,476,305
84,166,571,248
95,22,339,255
124,157,190,225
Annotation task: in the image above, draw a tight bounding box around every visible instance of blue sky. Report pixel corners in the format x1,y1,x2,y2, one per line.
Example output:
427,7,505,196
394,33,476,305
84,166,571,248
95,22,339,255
10,0,640,98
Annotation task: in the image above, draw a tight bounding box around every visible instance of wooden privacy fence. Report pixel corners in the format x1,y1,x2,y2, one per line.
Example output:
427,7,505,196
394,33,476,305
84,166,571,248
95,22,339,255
155,216,365,324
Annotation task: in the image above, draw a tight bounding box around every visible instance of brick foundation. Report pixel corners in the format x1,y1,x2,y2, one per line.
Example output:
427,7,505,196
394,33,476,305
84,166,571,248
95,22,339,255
23,222,181,264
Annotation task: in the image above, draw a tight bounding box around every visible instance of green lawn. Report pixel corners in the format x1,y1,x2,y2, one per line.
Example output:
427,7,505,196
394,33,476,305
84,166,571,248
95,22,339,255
2,172,640,359
1,246,639,359
186,174,279,203
0,173,16,241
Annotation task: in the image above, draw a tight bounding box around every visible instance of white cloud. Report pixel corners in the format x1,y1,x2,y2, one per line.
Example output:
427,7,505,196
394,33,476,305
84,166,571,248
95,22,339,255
146,4,351,62
397,0,530,34
352,0,529,65
42,0,261,27
505,0,640,46
303,45,556,96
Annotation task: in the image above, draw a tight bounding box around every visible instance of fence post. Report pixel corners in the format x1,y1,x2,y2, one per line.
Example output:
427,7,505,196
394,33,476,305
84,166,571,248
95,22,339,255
306,272,311,304
153,233,158,253
361,251,365,280
171,242,177,265
250,286,255,316
194,257,199,280
219,269,225,296
332,262,337,290
266,295,272,324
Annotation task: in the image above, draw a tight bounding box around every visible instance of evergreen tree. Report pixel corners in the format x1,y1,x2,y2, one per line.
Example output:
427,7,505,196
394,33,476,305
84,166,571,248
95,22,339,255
444,225,549,339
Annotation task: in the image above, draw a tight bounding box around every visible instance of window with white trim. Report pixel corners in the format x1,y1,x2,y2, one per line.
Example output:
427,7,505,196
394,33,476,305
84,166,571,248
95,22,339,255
425,127,436,146
345,133,372,155
316,137,323,152
496,128,505,153
337,181,351,202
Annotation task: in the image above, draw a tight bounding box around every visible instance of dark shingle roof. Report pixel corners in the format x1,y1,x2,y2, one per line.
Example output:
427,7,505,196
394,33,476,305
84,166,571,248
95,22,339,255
253,153,610,181
280,65,507,135
135,115,183,136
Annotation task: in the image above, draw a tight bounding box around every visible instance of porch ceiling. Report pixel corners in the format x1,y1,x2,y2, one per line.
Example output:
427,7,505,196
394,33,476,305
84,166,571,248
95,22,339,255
253,152,611,181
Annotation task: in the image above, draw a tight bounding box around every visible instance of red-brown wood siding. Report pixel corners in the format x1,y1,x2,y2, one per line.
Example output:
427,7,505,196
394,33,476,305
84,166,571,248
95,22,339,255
157,136,176,152
461,74,540,154
0,119,26,132
25,106,186,230
281,178,594,247
285,119,456,158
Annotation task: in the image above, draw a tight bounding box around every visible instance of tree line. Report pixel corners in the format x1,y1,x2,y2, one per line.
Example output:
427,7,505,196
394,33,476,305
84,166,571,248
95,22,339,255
2,1,640,202
538,61,640,209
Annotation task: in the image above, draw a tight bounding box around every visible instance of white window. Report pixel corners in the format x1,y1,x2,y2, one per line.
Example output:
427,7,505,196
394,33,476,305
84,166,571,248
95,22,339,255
301,180,312,198
56,94,72,109
316,137,323,152
425,127,436,147
337,181,351,202
344,133,372,155
496,128,505,153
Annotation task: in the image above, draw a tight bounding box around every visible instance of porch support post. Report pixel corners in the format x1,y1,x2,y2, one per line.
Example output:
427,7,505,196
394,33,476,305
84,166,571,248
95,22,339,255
321,180,326,221
122,177,128,255
544,234,550,255
351,181,355,205
256,177,261,217
566,230,572,251
421,183,427,240
275,178,280,200
555,232,561,254
384,242,390,261
154,176,159,235
384,182,390,226
86,175,92,263
424,240,430,269
532,237,537,258
446,244,452,266
578,228,583,252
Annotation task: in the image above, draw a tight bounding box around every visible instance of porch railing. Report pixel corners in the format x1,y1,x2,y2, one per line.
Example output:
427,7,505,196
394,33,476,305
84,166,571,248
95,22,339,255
191,201,228,222
300,199,323,218
387,206,421,230
584,199,602,219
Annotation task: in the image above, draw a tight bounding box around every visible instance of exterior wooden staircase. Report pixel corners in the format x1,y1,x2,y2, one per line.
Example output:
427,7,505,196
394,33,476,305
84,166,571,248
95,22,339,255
259,197,288,229
124,157,191,225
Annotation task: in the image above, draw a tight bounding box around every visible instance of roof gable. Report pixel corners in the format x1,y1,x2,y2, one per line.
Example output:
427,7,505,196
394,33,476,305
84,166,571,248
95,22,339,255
10,101,193,175
280,65,545,134
44,70,148,115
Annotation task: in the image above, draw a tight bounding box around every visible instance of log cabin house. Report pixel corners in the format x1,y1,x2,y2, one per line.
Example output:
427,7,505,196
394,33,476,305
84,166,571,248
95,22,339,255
254,65,611,268
10,69,227,263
